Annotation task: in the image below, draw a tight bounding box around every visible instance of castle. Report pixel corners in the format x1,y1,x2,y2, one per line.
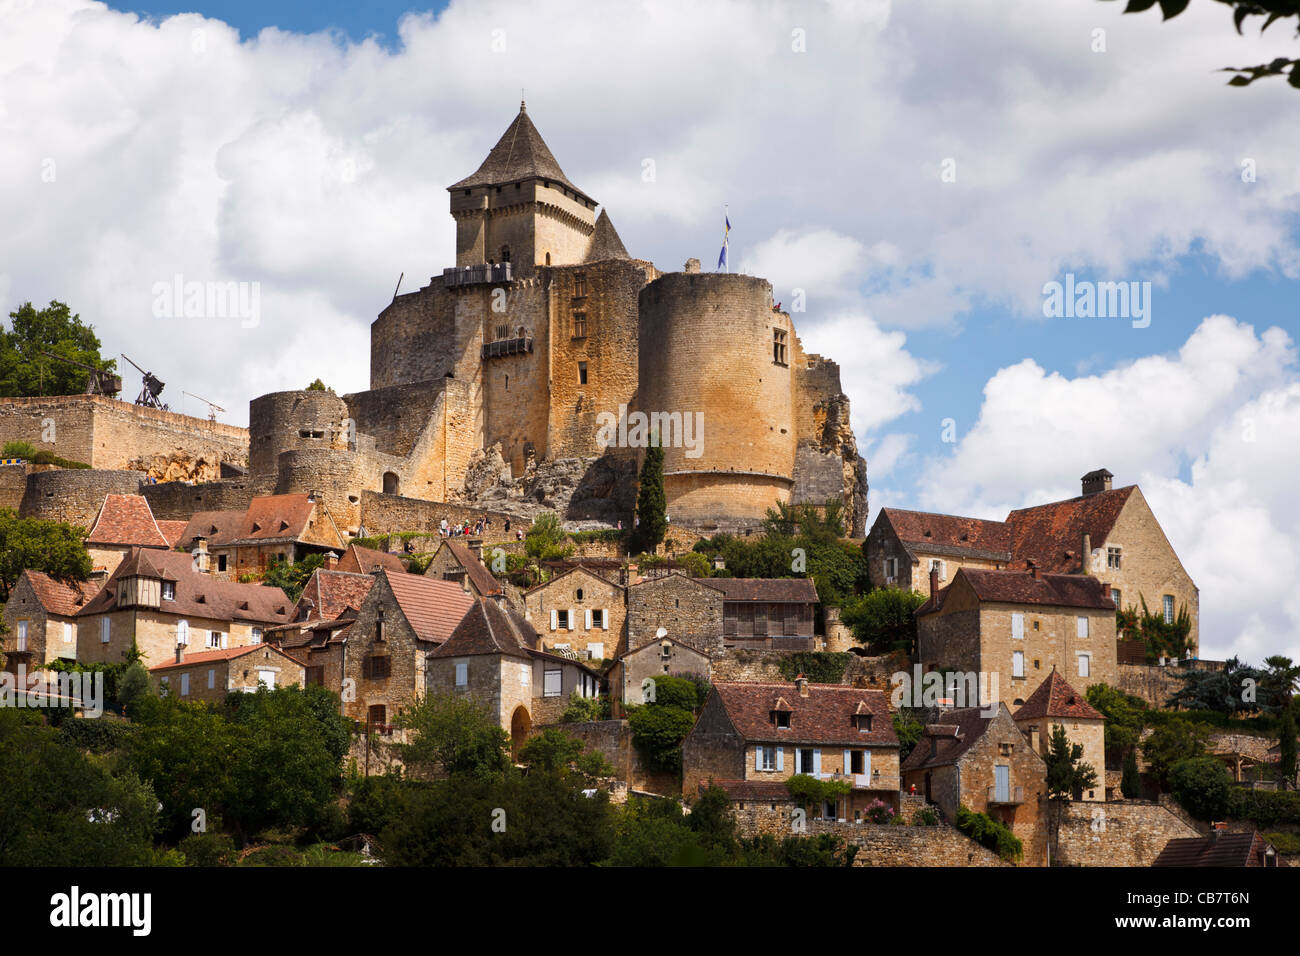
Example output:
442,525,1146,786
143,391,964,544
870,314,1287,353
1,103,867,538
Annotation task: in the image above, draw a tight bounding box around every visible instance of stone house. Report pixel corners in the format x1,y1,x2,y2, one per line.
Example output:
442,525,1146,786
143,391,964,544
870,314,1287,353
915,565,1118,711
2,569,92,671
150,643,307,703
711,578,819,650
271,568,376,691
423,539,504,599
522,565,624,661
867,469,1199,652
337,570,475,738
426,596,602,753
625,572,725,655
84,493,176,576
1012,668,1106,802
901,703,1048,865
73,548,294,669
681,677,900,820
177,493,345,580
609,634,711,715
334,543,407,576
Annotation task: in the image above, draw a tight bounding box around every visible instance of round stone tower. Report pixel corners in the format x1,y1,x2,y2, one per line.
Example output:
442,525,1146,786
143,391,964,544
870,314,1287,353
637,272,796,529
248,390,352,480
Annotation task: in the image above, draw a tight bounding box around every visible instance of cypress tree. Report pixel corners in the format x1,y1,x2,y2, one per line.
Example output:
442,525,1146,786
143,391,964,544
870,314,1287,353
1280,703,1297,785
633,434,667,553
1121,747,1141,799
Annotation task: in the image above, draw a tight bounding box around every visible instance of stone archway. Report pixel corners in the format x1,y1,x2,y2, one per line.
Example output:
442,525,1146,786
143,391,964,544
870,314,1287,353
382,471,399,495
510,705,532,757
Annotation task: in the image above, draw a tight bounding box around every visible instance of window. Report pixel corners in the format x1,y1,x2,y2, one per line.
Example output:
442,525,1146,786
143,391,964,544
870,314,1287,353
363,655,391,680
1000,742,1014,756
305,666,325,687
773,328,788,365
577,361,588,385
258,670,275,689
159,676,169,696
572,312,587,338
251,627,263,645
774,710,791,729
758,745,777,771
162,581,175,601
930,559,945,580
543,668,562,697
100,618,111,644
1076,616,1089,638
63,622,73,644
576,588,584,601
994,765,1011,803
207,631,222,649
883,557,898,580
849,750,864,774
1107,546,1122,570
590,608,604,629
217,555,227,572
455,661,468,687
1012,651,1025,678
1011,612,1024,640
207,669,216,690
1077,653,1091,678
1112,588,1122,608
15,620,27,652
856,713,873,732
554,609,570,630
180,673,189,696
176,620,189,646
574,273,588,297
797,748,817,775
1163,595,1175,624
367,704,387,733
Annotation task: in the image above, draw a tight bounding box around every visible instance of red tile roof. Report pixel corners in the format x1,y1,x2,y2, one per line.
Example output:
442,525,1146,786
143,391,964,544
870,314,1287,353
149,643,306,672
177,509,248,549
20,569,94,617
880,507,1012,558
75,548,294,626
293,569,375,623
85,494,170,548
918,568,1116,614
1004,486,1136,573
336,544,406,576
1013,669,1104,721
901,706,1000,772
383,571,476,644
156,520,189,548
428,597,536,660
710,681,898,748
177,495,344,550
438,540,504,596
707,578,819,604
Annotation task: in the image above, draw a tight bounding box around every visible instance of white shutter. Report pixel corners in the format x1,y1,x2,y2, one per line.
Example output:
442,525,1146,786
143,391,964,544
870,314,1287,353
755,745,763,771
863,750,871,779
550,609,558,631
569,608,576,631
1077,616,1088,638
1011,613,1024,640
602,609,609,631
776,747,784,771
813,748,822,776
220,632,228,649
843,749,851,775
180,673,189,696
585,609,592,630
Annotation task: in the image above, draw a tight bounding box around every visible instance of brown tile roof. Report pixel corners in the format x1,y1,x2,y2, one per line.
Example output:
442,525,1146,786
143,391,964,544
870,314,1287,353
178,496,343,550
156,520,189,548
1013,669,1104,722
428,597,536,661
711,681,898,748
293,569,375,623
918,568,1115,615
901,706,1000,772
335,544,406,576
85,494,170,548
177,509,247,549
21,569,94,617
525,563,626,595
438,540,504,596
708,578,819,604
1004,486,1136,573
708,779,796,802
149,643,305,672
448,103,592,203
383,571,476,645
1153,831,1276,867
75,548,294,626
880,507,1013,558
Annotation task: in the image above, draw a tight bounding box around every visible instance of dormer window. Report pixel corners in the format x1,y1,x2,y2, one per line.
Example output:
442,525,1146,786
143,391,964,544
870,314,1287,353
162,581,175,601
773,710,790,729
855,714,873,732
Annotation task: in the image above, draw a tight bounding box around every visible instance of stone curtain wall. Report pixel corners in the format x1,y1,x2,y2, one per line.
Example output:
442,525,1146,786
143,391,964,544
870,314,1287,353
709,650,900,690
19,469,144,528
724,817,1009,866
1054,800,1199,867
1116,661,1188,710
359,491,518,540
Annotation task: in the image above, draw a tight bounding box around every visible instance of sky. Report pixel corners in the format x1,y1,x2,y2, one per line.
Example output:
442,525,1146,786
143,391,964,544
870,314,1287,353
2,0,1299,663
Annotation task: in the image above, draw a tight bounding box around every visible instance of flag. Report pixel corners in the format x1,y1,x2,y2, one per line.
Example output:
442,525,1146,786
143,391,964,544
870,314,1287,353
716,212,731,272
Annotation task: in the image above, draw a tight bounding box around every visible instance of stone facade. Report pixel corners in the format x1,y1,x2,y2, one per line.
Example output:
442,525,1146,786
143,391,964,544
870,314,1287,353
611,636,711,712
1054,799,1199,867
151,644,307,703
1,572,82,669
625,572,725,656
522,566,625,660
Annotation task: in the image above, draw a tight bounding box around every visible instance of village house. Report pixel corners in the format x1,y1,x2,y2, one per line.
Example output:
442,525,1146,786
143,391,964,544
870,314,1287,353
423,539,504,599
150,643,307,703
73,547,294,668
334,543,406,576
915,565,1118,710
681,677,900,821
1012,668,1106,802
337,570,475,738
84,493,178,576
522,565,625,661
625,572,725,655
901,703,1049,865
269,568,376,691
2,569,92,672
712,578,819,651
427,595,602,753
609,634,712,715
177,493,346,580
867,469,1199,652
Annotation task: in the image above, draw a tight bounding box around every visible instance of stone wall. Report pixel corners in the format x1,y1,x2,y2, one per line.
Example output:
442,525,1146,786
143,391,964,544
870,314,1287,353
359,491,519,540
709,649,900,690
0,463,29,511
1116,661,1190,710
626,573,724,656
19,469,144,528
557,719,676,793
800,819,1009,867
1054,799,1199,867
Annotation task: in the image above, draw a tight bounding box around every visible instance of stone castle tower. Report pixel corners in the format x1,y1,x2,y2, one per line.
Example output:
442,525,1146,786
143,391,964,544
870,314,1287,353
250,103,867,535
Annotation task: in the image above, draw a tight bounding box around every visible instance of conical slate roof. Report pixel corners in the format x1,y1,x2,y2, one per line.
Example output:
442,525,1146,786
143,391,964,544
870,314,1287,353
584,209,630,262
449,102,592,202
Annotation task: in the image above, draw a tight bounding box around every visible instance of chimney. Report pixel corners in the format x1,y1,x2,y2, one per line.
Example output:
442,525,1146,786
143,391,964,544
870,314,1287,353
323,551,339,571
175,644,184,664
929,567,939,599
1081,532,1091,574
626,561,640,587
1081,469,1113,497
1027,559,1040,580
795,673,809,698
193,536,210,573
1028,724,1040,753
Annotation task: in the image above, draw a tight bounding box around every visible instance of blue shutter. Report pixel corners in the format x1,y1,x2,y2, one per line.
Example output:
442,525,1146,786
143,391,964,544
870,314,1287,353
755,745,762,771
813,748,822,777
776,747,784,772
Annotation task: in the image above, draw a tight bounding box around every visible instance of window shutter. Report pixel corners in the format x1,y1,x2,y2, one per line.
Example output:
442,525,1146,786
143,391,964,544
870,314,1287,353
843,749,851,775
585,609,592,630
1011,613,1024,640
813,749,821,776
569,608,576,631
602,610,609,631
221,632,228,649
550,609,558,631
755,745,763,771
776,747,784,772
863,750,871,778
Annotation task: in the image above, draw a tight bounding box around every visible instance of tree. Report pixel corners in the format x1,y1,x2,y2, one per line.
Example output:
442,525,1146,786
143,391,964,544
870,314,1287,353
1100,0,1300,89
523,512,572,562
841,587,926,654
259,552,325,602
1166,656,1265,714
517,728,584,773
0,300,115,398
306,378,329,391
1044,723,1099,861
626,702,696,776
395,694,511,781
893,711,925,763
1086,682,1148,754
632,435,667,553
1262,655,1300,712
1141,717,1209,787
1121,747,1142,799
0,509,92,601
1279,703,1297,786
1168,756,1235,820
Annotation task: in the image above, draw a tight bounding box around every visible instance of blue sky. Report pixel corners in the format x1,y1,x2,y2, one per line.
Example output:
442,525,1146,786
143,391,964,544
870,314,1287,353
5,0,1300,661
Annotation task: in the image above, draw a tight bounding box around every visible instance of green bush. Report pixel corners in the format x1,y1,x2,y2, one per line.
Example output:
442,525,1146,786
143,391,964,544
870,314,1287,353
776,652,850,685
239,845,304,867
560,691,607,723
178,832,236,867
1263,831,1300,854
1228,788,1300,829
913,806,939,826
1168,757,1235,820
626,704,695,776
784,773,851,810
955,805,1022,862
58,717,135,754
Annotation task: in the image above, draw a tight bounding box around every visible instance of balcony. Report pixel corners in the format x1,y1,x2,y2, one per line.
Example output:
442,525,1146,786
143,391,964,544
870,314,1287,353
481,336,534,360
444,262,512,287
818,772,902,792
987,785,1025,806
